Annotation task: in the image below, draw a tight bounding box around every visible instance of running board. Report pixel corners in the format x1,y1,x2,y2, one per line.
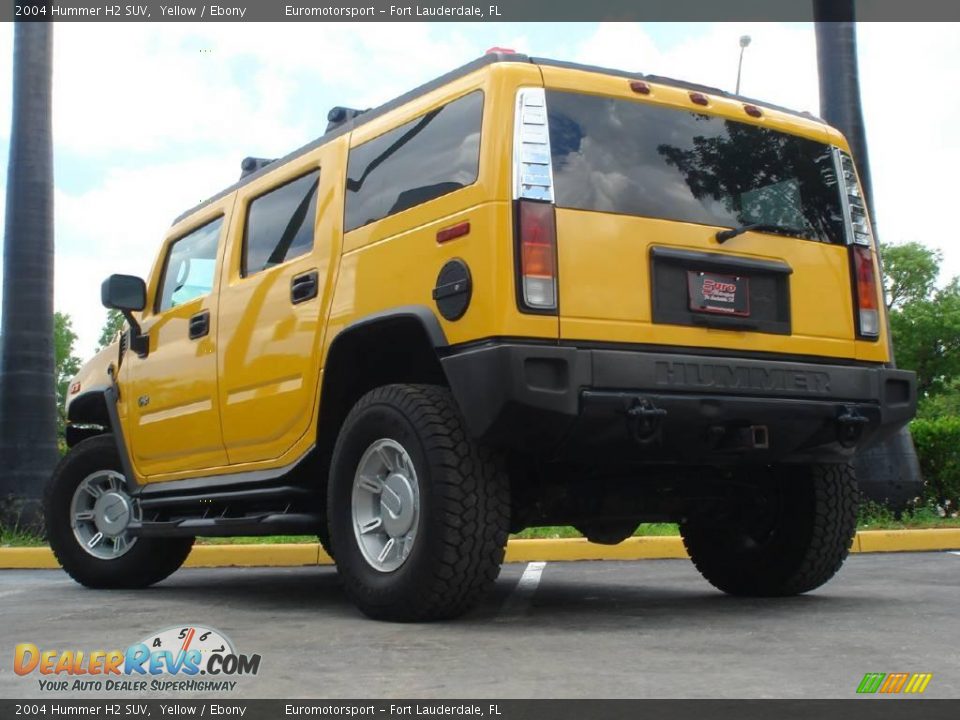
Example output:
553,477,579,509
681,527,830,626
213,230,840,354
137,484,314,511
128,512,322,538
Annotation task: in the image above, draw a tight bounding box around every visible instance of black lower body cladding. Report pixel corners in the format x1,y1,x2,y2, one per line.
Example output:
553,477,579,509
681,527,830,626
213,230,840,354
440,342,917,465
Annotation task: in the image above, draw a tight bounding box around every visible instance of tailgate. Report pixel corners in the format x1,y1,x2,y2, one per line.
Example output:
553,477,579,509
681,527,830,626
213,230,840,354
536,78,867,361
556,211,856,359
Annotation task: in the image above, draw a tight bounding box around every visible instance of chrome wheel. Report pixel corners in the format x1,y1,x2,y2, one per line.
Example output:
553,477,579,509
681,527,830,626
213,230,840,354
70,470,139,560
351,438,420,573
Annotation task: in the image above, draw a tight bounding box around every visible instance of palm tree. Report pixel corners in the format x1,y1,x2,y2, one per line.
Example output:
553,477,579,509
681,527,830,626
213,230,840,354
0,22,57,531
814,1,922,509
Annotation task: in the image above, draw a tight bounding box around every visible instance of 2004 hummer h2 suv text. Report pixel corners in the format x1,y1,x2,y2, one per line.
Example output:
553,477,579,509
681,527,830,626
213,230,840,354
48,53,916,621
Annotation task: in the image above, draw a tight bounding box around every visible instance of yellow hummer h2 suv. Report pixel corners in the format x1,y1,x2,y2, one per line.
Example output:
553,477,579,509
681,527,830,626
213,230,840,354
48,53,916,621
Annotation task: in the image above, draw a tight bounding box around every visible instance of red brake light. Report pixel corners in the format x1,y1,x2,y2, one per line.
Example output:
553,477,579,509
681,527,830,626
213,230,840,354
854,247,878,310
485,47,516,55
852,245,880,337
517,200,557,311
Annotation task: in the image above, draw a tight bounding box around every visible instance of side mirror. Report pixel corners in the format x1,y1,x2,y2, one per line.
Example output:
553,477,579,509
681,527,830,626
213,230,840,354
101,274,146,312
100,274,149,358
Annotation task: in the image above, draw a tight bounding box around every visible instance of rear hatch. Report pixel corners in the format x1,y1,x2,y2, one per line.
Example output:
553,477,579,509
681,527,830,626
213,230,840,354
524,68,882,362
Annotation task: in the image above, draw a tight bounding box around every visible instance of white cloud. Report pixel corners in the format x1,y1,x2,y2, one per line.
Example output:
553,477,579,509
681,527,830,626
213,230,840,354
573,22,819,114
47,22,494,159
52,154,240,356
52,24,309,156
858,22,960,281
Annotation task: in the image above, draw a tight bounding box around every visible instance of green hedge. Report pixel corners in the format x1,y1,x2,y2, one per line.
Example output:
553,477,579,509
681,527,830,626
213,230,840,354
910,416,960,510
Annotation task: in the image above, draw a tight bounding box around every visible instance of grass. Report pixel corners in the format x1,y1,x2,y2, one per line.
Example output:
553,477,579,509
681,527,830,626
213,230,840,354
195,535,316,545
857,501,960,530
2,506,957,548
513,523,679,539
1,525,46,547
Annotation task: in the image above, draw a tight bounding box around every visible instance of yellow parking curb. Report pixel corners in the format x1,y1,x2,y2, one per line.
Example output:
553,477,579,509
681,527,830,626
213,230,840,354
853,528,960,553
0,547,62,569
184,543,327,568
2,529,959,569
505,536,689,562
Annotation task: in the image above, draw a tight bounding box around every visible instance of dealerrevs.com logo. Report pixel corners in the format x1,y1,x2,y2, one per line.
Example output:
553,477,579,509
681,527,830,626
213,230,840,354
14,625,260,692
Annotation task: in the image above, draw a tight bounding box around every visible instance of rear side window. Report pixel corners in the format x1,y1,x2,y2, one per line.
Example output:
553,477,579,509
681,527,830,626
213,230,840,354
545,90,844,245
243,170,319,276
156,217,223,312
344,90,483,232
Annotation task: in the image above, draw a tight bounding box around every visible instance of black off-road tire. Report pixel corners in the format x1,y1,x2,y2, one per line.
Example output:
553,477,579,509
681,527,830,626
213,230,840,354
45,435,194,589
317,519,335,561
328,384,510,622
681,463,859,597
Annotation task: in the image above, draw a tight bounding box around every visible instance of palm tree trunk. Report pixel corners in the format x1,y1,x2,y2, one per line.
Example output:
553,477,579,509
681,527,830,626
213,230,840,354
0,22,57,531
813,2,876,224
814,1,922,511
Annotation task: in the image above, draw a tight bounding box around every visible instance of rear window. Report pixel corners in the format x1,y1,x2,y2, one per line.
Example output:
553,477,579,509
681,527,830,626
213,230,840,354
344,90,483,232
546,90,844,245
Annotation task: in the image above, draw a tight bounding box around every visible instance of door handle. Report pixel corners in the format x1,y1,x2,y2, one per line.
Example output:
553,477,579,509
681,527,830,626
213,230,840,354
188,310,210,339
291,270,319,305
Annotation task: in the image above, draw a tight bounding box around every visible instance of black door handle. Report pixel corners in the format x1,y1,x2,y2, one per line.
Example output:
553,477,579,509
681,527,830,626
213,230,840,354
291,270,319,305
188,310,210,339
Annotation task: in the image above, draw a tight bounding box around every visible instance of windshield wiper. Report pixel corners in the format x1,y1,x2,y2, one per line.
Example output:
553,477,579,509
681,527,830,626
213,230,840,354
715,223,808,244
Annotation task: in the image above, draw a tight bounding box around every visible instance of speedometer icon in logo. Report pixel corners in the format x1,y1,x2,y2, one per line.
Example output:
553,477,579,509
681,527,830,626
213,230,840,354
139,625,235,668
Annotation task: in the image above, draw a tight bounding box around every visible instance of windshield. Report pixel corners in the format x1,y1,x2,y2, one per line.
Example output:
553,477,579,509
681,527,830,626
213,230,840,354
545,90,845,245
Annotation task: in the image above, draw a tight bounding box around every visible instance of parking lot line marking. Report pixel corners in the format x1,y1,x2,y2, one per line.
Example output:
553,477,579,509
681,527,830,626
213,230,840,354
497,561,546,620
950,551,960,556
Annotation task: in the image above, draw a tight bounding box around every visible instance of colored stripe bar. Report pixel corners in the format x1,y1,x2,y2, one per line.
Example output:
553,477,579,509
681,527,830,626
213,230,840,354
857,673,885,694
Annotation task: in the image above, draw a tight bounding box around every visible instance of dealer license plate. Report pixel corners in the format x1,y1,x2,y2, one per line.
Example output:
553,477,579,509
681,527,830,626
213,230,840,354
687,271,750,317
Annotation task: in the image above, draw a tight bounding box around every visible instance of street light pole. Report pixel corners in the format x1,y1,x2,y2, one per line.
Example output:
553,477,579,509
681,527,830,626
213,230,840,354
735,35,751,94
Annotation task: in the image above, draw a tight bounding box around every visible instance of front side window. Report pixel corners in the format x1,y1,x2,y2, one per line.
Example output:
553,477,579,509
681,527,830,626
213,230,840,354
546,90,845,244
243,170,320,276
344,90,483,232
156,217,223,312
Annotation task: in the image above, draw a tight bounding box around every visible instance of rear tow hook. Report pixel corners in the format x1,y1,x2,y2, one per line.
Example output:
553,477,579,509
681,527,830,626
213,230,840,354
836,406,869,448
627,398,667,445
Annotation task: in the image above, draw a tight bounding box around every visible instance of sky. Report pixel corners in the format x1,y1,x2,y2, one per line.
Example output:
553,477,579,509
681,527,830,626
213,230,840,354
0,21,958,359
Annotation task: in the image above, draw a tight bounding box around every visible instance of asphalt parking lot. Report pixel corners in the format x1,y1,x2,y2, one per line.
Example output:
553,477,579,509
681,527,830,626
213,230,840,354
1,552,957,699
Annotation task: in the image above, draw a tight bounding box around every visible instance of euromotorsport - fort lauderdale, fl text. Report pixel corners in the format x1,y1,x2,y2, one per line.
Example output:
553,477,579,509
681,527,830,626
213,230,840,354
284,5,501,17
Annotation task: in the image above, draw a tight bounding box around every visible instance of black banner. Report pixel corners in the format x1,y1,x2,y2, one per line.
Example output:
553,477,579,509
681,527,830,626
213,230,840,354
1,700,957,720
5,0,960,23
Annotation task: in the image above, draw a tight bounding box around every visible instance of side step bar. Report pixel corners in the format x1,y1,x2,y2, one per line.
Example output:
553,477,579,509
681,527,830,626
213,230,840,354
137,484,313,511
129,512,322,538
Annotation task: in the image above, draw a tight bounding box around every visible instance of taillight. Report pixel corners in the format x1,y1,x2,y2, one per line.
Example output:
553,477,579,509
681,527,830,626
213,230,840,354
852,245,880,337
514,87,558,313
517,200,557,310
837,149,881,339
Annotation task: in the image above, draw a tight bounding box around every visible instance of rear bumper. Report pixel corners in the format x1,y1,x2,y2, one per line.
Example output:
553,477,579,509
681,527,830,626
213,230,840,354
441,342,917,464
